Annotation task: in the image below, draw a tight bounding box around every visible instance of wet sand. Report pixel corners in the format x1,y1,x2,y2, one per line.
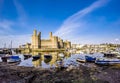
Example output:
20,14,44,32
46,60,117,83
0,62,120,83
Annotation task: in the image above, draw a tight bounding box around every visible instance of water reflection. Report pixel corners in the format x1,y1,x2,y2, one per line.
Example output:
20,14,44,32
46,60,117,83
21,52,71,68
44,57,52,64
32,58,42,67
19,51,104,68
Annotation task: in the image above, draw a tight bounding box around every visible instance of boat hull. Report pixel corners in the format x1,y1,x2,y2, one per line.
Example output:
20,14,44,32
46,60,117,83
24,54,32,59
32,55,40,61
7,59,21,63
76,59,86,63
95,59,120,65
44,55,52,59
85,56,96,62
7,56,21,63
1,56,11,62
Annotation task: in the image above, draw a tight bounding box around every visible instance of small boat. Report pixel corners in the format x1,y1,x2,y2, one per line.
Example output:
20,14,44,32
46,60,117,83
7,55,21,63
76,58,86,63
0,49,12,57
90,52,94,54
95,58,120,65
32,55,40,61
44,54,52,59
58,53,64,58
104,53,117,58
85,56,96,62
44,57,52,64
24,54,32,59
1,49,12,55
1,56,11,62
0,50,6,57
117,55,120,59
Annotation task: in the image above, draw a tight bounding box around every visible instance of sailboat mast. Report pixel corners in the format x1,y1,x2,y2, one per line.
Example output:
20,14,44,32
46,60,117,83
11,41,12,49
4,43,6,49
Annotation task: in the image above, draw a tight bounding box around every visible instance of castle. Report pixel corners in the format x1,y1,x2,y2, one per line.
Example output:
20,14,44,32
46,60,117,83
19,30,71,50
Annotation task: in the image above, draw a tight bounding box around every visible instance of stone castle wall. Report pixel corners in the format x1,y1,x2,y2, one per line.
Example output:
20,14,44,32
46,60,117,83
20,30,71,49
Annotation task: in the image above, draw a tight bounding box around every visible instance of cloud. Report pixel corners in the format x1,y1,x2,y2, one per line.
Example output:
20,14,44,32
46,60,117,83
0,34,31,48
0,0,28,35
70,35,117,44
13,0,27,21
0,20,14,30
0,19,15,35
0,0,31,47
54,0,110,40
65,0,109,23
13,0,29,28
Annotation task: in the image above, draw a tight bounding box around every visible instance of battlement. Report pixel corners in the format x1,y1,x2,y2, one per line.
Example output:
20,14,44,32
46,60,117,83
21,29,71,49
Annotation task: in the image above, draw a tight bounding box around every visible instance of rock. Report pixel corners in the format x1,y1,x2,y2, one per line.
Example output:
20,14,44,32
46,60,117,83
66,65,75,71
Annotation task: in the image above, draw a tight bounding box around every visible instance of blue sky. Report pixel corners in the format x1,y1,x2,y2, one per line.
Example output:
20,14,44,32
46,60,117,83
0,0,120,48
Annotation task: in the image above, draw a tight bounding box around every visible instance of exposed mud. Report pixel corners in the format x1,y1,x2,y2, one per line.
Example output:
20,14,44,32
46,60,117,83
0,62,120,83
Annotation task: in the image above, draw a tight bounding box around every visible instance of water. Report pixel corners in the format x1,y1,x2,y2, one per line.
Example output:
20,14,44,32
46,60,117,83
18,52,104,68
0,57,2,62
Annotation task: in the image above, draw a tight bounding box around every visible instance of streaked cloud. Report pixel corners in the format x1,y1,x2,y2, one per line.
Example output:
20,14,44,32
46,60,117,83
0,0,31,47
13,0,27,21
54,0,110,40
0,20,14,30
65,0,109,23
13,0,29,28
0,0,28,35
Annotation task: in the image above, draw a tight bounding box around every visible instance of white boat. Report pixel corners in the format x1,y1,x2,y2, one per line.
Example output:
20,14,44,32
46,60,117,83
117,55,120,59
7,58,21,63
95,58,120,65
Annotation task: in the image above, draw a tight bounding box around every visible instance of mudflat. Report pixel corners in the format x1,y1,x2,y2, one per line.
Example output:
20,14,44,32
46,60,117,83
0,62,120,83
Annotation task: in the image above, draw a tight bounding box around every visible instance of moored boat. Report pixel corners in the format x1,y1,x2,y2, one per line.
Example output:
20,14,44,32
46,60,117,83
44,54,52,59
0,49,12,57
95,58,120,65
1,56,11,62
7,55,21,63
0,50,6,57
32,55,40,61
104,53,117,58
117,55,120,59
85,56,96,62
76,58,86,63
24,54,32,59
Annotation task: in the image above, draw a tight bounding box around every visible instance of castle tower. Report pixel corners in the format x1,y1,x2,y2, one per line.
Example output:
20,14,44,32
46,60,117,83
63,40,71,49
38,32,41,48
49,32,52,39
33,29,37,36
32,29,41,49
51,36,58,48
59,39,64,48
67,41,71,48
58,37,64,48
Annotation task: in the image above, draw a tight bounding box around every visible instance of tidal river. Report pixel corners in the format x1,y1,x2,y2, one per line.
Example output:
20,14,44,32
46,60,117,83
18,52,103,68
